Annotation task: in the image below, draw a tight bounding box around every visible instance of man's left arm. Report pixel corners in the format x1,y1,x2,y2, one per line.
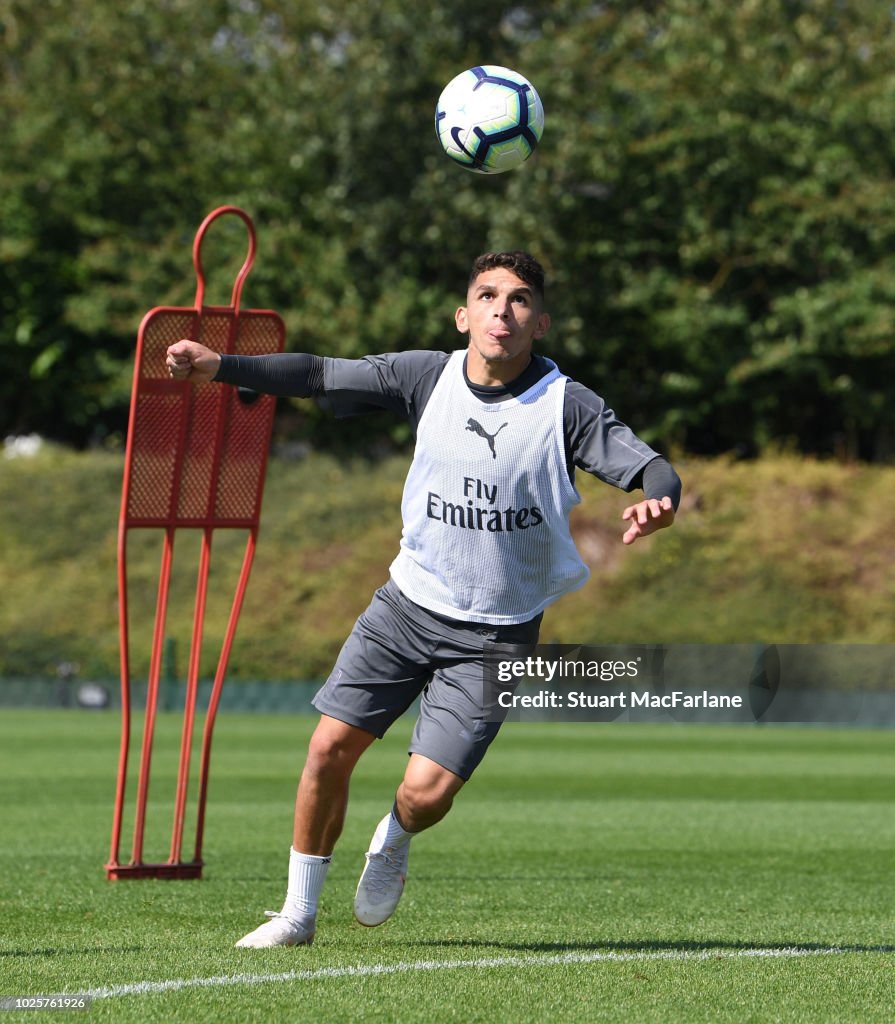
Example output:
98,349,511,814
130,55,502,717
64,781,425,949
564,381,681,546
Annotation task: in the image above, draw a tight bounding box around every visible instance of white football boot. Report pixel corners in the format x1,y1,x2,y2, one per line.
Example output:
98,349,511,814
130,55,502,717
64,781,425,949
235,910,316,948
353,814,411,926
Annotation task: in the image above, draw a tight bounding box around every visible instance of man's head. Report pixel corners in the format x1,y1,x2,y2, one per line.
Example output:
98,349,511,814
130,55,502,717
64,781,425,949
467,251,546,305
457,251,551,385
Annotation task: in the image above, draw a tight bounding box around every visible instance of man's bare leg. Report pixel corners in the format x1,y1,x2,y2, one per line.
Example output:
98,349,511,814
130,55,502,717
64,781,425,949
293,715,378,852
236,715,375,948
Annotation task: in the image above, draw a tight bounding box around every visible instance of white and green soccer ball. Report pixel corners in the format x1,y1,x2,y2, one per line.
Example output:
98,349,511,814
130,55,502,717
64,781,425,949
435,66,544,174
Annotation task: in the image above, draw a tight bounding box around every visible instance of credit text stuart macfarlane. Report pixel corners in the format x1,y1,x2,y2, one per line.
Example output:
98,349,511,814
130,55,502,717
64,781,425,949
498,690,744,709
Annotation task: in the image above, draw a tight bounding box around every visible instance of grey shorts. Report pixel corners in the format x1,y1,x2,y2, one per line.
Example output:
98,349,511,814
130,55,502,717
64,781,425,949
312,578,542,780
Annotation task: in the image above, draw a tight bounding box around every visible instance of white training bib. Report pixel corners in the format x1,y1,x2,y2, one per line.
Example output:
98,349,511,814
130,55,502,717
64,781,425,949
389,349,590,624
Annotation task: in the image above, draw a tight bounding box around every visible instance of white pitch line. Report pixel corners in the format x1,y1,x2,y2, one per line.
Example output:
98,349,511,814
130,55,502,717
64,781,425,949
82,946,853,1001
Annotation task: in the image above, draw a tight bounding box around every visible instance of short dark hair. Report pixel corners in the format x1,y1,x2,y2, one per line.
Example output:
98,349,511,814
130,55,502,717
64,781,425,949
468,251,546,303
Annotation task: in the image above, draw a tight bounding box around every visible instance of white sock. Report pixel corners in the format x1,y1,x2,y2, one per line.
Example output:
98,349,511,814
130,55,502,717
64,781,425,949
374,805,415,853
281,847,331,921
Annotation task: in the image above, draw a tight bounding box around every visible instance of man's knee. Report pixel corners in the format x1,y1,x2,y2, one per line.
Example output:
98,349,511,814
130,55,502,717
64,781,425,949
305,716,374,779
399,779,448,820
397,756,465,828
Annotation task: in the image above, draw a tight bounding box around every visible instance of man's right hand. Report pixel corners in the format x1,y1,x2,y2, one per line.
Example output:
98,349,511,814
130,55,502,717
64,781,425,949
165,340,222,383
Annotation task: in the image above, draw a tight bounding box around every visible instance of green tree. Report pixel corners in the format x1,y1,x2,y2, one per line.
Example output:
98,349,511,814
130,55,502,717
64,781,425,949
520,0,895,457
2,0,895,458
0,0,554,445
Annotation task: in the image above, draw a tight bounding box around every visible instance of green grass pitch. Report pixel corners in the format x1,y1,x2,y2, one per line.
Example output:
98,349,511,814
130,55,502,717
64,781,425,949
0,710,892,1023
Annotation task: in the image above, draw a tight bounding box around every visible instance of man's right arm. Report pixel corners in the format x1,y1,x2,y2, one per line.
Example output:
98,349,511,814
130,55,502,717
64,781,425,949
166,341,325,396
164,342,448,427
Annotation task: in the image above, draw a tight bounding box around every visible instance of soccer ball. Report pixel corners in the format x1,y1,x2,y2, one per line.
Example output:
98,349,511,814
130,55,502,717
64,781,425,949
435,66,544,174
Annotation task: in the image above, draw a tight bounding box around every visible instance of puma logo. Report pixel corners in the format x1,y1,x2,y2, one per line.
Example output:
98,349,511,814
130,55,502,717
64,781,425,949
466,418,508,459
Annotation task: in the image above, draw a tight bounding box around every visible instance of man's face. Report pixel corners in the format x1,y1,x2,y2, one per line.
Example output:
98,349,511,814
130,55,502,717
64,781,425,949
455,268,551,374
